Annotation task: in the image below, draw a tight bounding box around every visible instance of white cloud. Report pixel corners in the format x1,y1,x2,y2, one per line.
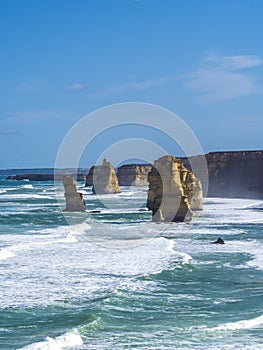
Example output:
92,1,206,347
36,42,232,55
184,54,263,103
89,77,172,99
66,83,86,91
0,129,18,135
205,55,263,70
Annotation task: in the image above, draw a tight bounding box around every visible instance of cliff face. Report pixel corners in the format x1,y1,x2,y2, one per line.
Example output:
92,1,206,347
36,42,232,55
147,155,202,223
87,159,121,194
206,151,263,198
117,164,152,186
63,176,86,212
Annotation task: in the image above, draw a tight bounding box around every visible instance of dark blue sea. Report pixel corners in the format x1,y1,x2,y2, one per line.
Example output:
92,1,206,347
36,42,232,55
0,172,263,349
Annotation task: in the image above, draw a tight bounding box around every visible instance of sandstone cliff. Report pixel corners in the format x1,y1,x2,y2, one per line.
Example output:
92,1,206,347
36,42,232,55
147,155,202,223
63,176,86,212
182,150,263,199
206,151,263,198
117,164,152,186
86,159,121,194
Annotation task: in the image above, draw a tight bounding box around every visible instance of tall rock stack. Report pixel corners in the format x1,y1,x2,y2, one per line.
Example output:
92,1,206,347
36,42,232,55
63,176,86,212
147,155,202,222
87,159,121,194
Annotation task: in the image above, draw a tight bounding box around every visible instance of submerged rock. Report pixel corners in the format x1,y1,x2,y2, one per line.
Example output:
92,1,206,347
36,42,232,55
212,237,225,244
86,159,121,194
147,155,202,223
63,176,86,212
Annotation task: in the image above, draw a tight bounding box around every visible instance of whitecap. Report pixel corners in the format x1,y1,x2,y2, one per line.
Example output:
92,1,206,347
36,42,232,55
0,248,15,260
19,328,83,349
212,313,263,331
0,194,54,200
21,184,34,189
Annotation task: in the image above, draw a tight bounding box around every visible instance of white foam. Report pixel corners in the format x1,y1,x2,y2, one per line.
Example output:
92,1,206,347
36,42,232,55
0,194,54,200
0,234,77,262
22,184,34,189
0,189,7,194
19,328,83,349
0,249,15,260
212,313,263,331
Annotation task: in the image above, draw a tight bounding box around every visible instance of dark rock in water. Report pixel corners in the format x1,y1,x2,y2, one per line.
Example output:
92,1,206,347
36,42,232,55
6,173,85,181
63,176,86,212
117,164,152,186
86,159,121,194
146,155,202,223
6,175,16,180
212,237,225,244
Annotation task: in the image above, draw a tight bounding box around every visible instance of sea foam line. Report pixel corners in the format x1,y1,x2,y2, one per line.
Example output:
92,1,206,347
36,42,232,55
19,328,83,350
0,236,77,261
211,313,263,331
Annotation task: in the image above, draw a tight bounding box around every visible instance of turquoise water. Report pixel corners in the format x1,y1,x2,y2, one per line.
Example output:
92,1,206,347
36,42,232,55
0,175,263,349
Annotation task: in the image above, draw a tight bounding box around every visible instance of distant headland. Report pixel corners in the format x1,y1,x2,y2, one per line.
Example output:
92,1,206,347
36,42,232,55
3,150,263,199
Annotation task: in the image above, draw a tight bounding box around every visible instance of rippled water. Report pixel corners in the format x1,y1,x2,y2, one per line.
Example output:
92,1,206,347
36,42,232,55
0,176,263,349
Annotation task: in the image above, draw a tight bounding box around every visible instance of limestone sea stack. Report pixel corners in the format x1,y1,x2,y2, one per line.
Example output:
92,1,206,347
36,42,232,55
63,176,86,212
117,164,152,186
147,155,202,222
87,159,121,194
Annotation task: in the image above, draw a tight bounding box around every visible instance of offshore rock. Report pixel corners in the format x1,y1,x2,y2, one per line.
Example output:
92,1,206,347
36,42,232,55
147,155,202,223
212,237,225,244
87,159,121,194
63,176,86,212
117,164,152,186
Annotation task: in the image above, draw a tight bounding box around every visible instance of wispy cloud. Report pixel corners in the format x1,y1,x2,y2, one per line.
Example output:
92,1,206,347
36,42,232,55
0,129,18,135
66,83,86,91
89,77,172,99
184,54,263,103
4,110,64,123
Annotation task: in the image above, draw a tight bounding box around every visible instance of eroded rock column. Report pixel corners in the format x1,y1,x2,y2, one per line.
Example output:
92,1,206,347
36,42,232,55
63,176,86,212
147,155,202,222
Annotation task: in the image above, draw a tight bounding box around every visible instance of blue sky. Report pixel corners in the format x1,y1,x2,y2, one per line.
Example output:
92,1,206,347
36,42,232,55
0,0,263,168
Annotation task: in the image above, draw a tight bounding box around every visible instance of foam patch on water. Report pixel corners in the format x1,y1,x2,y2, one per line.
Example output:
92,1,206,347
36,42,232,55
0,194,54,200
19,328,83,349
0,248,15,260
21,184,34,189
211,313,263,331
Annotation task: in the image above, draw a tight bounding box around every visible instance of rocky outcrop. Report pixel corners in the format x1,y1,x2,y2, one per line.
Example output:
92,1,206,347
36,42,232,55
86,159,121,194
63,176,86,212
147,155,202,222
117,164,152,186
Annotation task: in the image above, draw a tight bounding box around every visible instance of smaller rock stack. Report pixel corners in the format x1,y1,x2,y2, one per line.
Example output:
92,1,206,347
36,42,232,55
63,176,86,212
117,164,152,186
86,159,121,194
147,155,202,223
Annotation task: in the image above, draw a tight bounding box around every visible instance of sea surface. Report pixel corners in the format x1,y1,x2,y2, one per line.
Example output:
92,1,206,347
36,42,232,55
0,173,263,350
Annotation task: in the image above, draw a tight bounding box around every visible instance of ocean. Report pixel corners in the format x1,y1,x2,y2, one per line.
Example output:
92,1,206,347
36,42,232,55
0,173,263,350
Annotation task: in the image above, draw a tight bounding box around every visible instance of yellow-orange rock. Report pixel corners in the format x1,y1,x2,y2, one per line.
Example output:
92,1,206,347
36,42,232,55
63,176,86,212
147,155,202,222
89,159,121,194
